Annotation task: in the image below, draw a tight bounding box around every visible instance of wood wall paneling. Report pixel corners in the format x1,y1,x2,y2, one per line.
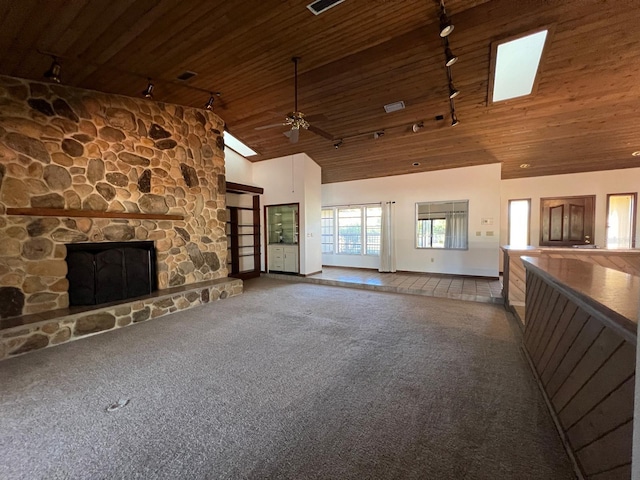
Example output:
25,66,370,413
522,261,636,479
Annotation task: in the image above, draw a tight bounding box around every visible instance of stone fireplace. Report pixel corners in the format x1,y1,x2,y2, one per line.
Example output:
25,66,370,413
0,75,242,359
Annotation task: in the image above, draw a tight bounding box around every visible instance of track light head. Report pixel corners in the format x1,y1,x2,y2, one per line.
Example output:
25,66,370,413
445,47,458,67
373,131,385,139
451,112,459,127
439,11,454,37
205,94,215,110
142,79,154,99
412,122,424,133
43,57,62,83
449,83,460,99
334,140,343,149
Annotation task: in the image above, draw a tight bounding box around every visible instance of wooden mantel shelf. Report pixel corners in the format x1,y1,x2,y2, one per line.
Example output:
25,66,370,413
6,208,184,221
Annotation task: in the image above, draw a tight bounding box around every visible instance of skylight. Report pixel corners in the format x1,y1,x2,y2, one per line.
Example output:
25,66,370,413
492,29,548,103
224,131,258,157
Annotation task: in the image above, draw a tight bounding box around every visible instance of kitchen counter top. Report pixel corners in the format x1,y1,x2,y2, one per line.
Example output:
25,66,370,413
521,256,638,342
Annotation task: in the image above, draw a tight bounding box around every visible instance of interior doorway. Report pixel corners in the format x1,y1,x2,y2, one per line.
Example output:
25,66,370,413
606,193,636,249
508,199,530,247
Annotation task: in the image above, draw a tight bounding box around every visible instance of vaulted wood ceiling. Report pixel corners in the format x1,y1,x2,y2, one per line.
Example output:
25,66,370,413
1,0,639,184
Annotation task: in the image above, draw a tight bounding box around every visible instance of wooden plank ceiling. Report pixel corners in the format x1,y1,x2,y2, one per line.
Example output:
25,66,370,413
1,0,640,184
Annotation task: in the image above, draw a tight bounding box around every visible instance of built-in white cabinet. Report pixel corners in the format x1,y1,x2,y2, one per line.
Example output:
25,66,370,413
268,244,298,273
266,203,299,274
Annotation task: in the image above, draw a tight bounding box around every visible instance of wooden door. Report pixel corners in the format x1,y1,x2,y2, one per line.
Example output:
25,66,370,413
540,195,595,246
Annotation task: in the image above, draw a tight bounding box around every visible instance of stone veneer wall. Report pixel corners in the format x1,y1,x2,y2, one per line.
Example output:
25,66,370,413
0,277,242,360
0,75,228,318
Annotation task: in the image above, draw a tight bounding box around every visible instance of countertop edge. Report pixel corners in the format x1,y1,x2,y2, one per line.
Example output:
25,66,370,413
521,256,638,345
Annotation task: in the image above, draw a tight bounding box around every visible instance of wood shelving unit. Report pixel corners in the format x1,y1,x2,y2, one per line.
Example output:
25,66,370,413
226,183,263,280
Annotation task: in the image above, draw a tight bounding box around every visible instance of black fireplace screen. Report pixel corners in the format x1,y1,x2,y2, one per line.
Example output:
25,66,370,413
66,241,157,306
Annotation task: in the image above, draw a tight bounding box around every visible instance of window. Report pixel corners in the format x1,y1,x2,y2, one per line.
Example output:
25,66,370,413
508,199,530,247
337,208,362,254
490,28,550,103
321,205,381,256
224,131,258,157
365,206,381,255
321,208,334,253
606,193,636,249
417,218,446,248
415,200,468,250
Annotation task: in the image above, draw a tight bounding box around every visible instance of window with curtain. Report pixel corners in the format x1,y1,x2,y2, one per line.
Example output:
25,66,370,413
321,205,381,256
415,200,468,250
365,206,382,255
338,208,362,254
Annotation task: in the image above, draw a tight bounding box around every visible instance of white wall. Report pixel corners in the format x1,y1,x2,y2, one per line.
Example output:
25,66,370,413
321,164,502,277
253,153,322,275
224,148,255,185
303,156,323,275
500,167,640,248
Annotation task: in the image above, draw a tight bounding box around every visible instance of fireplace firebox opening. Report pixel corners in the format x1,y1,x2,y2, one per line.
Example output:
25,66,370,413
66,241,157,307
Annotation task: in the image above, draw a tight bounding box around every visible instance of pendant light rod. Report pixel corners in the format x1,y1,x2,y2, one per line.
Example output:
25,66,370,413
292,57,300,112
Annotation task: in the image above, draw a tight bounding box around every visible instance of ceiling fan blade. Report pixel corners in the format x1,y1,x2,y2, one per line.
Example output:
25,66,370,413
305,113,328,123
255,122,285,130
308,125,334,140
289,127,300,143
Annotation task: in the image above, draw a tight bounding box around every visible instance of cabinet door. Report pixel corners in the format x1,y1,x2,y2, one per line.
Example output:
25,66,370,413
283,246,298,272
269,246,284,270
540,196,595,246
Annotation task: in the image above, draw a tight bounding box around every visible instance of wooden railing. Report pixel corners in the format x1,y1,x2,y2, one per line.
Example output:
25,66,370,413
522,256,638,479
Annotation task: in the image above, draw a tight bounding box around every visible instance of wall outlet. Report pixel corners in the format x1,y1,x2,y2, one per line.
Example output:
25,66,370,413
486,231,494,236
430,258,434,263
476,231,482,236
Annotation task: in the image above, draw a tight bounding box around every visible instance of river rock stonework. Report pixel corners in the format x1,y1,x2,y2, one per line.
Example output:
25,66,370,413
0,278,243,360
0,75,229,317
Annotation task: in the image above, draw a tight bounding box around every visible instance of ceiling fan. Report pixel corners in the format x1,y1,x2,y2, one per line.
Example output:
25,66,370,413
255,57,333,143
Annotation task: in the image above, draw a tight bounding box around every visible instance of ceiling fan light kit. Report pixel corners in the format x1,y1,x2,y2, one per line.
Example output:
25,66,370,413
255,56,332,144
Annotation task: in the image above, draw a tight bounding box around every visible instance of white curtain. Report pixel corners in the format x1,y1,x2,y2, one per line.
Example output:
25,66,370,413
379,201,396,272
444,211,468,249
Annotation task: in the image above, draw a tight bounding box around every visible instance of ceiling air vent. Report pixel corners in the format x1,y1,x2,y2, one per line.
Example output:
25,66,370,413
307,0,345,15
177,71,197,81
383,101,405,113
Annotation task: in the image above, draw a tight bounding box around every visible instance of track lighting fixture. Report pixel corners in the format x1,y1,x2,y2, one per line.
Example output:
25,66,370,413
444,46,457,67
412,122,424,133
43,57,62,83
373,131,385,139
334,140,343,149
448,82,460,99
438,1,460,125
439,1,454,37
204,95,215,110
142,79,154,99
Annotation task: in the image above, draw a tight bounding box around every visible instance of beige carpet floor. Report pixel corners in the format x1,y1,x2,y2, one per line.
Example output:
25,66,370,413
0,277,575,479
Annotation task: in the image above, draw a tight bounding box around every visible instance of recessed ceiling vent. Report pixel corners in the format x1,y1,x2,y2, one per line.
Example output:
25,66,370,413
307,0,345,15
383,101,405,113
177,71,197,81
